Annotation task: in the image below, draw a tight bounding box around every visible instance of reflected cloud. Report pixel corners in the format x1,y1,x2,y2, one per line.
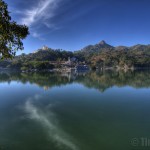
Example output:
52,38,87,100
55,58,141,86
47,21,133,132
24,96,79,150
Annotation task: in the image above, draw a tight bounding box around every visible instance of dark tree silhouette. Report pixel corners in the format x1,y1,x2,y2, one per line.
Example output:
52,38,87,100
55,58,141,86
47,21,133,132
0,0,29,59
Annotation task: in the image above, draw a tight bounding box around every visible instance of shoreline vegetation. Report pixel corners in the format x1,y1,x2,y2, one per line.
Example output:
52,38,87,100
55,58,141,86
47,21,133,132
0,65,150,73
0,41,150,72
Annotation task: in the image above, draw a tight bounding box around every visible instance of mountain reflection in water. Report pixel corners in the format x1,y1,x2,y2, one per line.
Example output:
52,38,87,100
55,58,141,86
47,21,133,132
0,70,150,92
0,70,150,150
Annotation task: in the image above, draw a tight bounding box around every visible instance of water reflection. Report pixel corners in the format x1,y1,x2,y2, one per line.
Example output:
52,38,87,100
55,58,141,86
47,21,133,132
24,95,78,150
0,70,150,150
0,70,150,92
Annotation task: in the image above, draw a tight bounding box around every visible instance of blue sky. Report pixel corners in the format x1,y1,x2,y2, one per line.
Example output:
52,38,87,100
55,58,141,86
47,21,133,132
5,0,150,54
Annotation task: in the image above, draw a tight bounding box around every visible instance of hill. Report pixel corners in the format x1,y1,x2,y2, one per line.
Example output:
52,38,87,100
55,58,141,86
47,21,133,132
0,40,150,71
75,41,150,69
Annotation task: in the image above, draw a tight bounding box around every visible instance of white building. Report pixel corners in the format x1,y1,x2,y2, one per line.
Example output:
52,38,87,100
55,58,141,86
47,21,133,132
42,45,49,50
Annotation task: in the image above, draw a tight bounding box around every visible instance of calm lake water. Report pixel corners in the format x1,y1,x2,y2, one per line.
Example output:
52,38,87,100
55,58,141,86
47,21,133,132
0,70,150,150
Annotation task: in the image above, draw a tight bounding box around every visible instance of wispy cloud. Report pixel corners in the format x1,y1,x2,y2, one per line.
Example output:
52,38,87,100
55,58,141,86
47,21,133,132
20,0,61,27
18,0,62,39
43,22,57,29
32,31,45,40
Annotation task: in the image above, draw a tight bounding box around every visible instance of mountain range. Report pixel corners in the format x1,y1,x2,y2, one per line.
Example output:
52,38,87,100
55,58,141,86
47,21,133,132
0,40,150,70
26,40,150,57
79,40,150,55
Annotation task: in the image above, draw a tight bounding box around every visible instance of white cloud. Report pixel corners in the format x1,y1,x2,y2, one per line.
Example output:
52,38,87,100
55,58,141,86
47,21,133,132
43,22,55,28
20,0,61,27
19,0,62,40
32,32,40,38
32,31,45,40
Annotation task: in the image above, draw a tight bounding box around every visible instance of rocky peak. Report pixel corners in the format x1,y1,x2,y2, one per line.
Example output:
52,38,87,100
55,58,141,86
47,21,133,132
99,40,107,45
97,40,113,49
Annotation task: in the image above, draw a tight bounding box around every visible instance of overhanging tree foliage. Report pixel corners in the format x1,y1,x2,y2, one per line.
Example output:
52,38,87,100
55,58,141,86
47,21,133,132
0,0,29,59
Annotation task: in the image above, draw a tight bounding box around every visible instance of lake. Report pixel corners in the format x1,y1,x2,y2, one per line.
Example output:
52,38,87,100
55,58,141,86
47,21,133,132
0,70,150,150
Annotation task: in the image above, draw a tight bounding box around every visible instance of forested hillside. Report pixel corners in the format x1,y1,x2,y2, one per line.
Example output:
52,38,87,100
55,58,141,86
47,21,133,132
0,40,150,70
